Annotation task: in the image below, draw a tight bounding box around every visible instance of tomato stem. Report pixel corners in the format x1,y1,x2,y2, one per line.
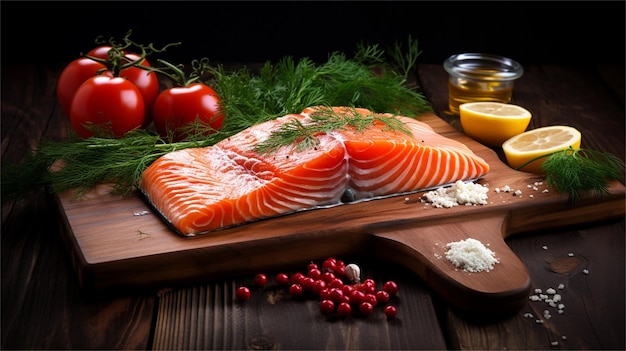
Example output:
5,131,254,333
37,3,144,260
148,58,212,87
80,29,181,77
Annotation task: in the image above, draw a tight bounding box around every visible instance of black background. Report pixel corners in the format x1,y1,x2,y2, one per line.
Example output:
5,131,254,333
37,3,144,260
1,1,625,66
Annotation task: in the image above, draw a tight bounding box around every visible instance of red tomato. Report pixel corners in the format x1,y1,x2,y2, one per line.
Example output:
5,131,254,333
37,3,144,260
57,46,159,127
57,58,106,118
152,83,224,141
121,53,159,127
87,46,118,59
70,76,145,138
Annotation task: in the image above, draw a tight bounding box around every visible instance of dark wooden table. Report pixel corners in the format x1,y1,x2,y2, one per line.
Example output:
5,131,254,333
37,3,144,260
2,62,624,350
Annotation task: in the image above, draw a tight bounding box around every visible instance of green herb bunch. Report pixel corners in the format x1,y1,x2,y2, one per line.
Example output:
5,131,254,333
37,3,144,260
2,37,431,203
540,147,625,202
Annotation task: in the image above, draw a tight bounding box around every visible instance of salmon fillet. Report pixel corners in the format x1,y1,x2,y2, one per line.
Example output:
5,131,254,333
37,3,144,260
140,106,489,235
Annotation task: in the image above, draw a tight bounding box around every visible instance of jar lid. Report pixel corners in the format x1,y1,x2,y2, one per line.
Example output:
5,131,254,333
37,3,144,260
444,53,523,81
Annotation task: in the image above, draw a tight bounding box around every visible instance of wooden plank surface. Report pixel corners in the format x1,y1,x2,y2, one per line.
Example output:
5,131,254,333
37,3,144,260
417,63,626,350
56,110,625,317
2,62,624,350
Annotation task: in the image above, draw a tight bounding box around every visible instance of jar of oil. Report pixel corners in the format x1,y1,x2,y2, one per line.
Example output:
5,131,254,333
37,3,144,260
444,53,523,114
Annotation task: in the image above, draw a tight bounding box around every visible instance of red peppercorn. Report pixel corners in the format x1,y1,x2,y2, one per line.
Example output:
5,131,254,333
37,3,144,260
319,299,335,315
362,279,376,294
359,302,374,316
337,302,352,317
254,273,268,287
275,273,290,286
328,277,344,289
376,290,390,304
301,277,315,291
329,288,344,303
383,281,399,295
290,272,305,285
364,293,378,307
321,271,336,283
307,262,319,271
349,290,366,305
319,288,333,301
289,283,304,296
322,257,338,272
384,305,398,319
236,286,251,301
312,279,327,295
308,268,322,280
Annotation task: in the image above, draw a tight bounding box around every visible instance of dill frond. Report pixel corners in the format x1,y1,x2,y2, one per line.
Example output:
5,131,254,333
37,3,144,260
253,107,411,154
3,39,432,202
542,148,625,202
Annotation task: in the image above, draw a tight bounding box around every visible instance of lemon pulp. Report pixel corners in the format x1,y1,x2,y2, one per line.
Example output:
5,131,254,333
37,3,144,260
502,126,582,174
460,102,532,147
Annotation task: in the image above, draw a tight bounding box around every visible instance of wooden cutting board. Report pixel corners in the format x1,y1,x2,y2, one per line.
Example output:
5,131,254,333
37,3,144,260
56,113,625,317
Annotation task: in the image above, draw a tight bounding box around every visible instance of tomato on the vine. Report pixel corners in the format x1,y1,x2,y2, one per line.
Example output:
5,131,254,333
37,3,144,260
57,57,106,118
116,52,159,127
152,82,224,141
57,45,159,128
70,75,145,138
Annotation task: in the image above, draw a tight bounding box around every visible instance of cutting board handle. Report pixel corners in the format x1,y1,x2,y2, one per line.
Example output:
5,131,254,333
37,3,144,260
372,212,531,318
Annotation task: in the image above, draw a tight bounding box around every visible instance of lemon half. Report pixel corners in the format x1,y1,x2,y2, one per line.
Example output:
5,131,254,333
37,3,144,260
502,125,582,174
460,102,532,147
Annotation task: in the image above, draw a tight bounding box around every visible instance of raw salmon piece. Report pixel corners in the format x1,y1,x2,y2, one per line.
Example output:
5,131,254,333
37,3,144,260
141,113,349,235
301,106,489,199
140,107,489,235
340,115,488,199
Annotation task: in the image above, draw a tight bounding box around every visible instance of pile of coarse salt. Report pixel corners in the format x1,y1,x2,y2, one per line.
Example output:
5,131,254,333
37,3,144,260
421,180,489,208
445,238,499,272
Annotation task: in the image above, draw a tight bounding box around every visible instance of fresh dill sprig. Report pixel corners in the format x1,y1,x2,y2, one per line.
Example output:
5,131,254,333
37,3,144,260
388,35,422,82
535,147,625,202
209,41,431,122
253,107,411,154
2,39,431,202
1,130,214,202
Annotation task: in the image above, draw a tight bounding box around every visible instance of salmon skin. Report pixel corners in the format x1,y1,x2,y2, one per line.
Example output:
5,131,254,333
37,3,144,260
140,106,490,236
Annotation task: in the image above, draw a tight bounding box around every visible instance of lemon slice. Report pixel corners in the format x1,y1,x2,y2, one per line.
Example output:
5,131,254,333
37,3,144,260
502,126,582,174
459,102,532,147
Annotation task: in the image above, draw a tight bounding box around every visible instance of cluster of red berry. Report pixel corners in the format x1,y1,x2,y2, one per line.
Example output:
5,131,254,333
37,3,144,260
235,257,399,320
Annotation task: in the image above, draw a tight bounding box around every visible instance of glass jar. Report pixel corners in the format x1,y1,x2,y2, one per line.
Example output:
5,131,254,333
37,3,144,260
444,53,524,114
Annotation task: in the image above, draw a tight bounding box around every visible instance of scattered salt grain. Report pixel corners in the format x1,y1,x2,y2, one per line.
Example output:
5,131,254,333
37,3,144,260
543,310,552,319
542,245,548,250
444,238,499,272
583,269,589,274
421,180,489,208
551,341,559,346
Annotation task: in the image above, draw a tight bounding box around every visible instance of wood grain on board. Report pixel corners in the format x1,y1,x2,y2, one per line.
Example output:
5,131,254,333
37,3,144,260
55,112,625,316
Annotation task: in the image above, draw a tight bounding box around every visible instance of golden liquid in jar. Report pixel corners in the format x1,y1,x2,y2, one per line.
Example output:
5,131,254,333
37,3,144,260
448,71,515,114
